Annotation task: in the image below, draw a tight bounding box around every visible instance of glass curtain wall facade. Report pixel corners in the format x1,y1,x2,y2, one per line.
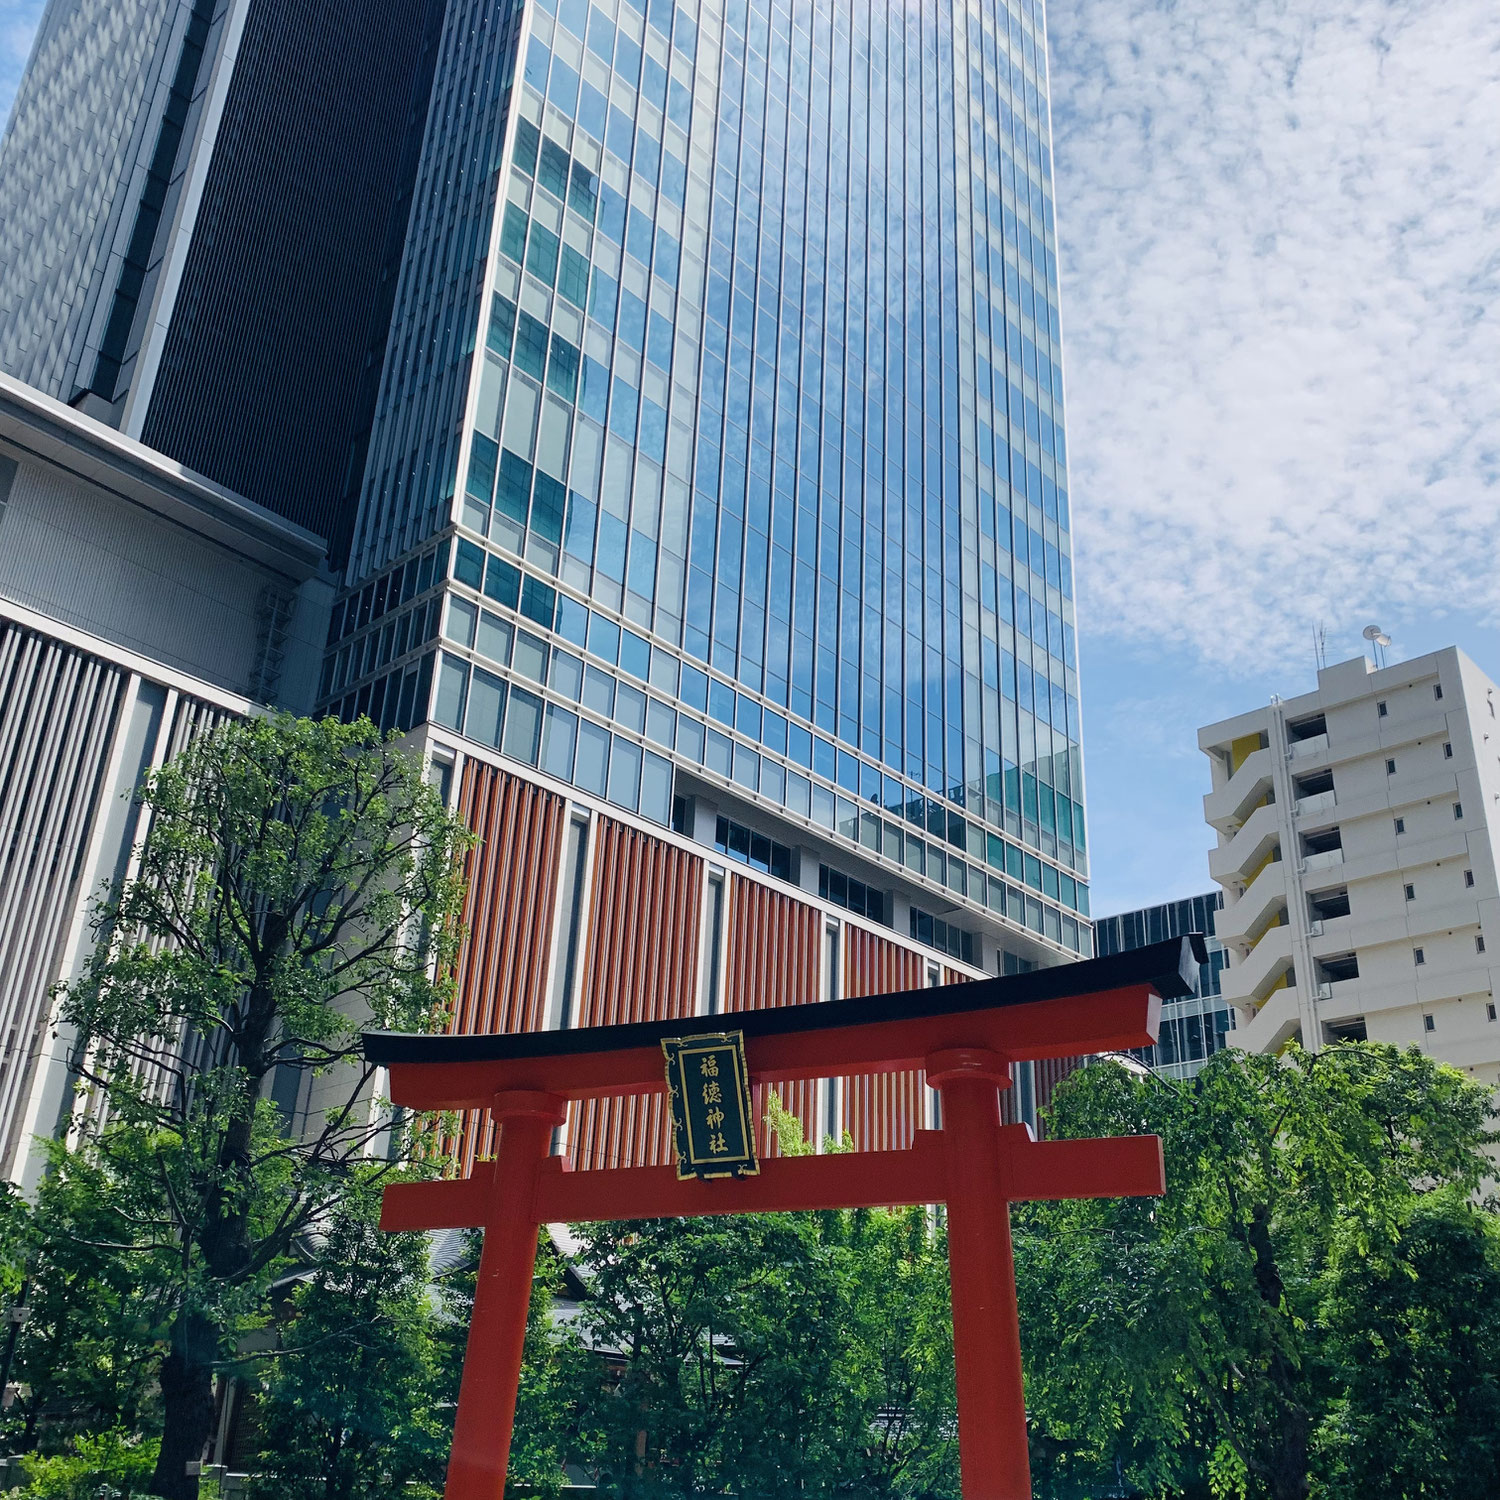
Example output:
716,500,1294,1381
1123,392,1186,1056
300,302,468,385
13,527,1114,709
1095,892,1233,1077
322,0,1090,962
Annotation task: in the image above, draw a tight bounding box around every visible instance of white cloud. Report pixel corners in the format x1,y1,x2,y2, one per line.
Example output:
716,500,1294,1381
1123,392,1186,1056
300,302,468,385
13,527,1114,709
1048,0,1500,676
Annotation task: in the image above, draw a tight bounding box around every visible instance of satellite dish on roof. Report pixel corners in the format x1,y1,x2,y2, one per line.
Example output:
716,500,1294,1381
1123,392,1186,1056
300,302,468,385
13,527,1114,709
1362,624,1391,667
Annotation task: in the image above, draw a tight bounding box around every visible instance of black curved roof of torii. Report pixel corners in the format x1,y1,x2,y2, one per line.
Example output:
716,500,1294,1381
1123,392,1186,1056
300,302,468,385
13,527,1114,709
362,935,1206,1068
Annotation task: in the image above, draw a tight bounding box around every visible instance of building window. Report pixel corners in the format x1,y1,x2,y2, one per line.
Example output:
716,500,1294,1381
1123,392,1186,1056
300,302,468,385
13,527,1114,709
1478,935,1487,955
1466,869,1476,888
714,816,795,883
1394,817,1406,834
1309,887,1351,920
1444,742,1454,759
1454,803,1464,820
1487,1002,1497,1022
1294,768,1334,800
910,906,976,965
1414,947,1426,966
1386,758,1396,775
1404,883,1415,901
1423,1013,1436,1032
818,864,889,925
1434,683,1444,700
1301,826,1342,858
1318,953,1360,984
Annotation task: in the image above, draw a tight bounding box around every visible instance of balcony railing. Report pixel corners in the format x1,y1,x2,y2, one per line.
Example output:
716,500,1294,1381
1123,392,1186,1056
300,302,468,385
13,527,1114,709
1294,789,1336,817
1288,732,1329,759
1301,848,1344,872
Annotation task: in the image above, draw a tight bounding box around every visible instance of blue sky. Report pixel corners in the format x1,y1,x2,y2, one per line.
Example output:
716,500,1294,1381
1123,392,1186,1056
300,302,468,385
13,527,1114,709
3,0,1497,917
0,2,41,133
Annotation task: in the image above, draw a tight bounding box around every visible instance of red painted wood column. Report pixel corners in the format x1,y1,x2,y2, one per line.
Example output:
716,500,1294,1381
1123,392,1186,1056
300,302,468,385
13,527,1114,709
927,1048,1031,1500
444,1090,567,1500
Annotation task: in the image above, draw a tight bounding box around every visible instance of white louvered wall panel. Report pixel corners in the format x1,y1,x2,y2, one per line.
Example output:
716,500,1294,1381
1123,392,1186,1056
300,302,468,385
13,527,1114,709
0,620,127,1171
122,692,236,1118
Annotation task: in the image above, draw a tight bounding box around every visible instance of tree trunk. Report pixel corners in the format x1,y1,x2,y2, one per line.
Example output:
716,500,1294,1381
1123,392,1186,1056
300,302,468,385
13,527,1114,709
1244,1204,1312,1500
150,993,266,1500
323,1424,347,1500
1267,1404,1312,1500
150,1309,218,1500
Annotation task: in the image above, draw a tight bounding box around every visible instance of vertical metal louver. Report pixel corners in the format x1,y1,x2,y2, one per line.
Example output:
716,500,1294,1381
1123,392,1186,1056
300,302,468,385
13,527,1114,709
123,692,236,1118
0,622,127,1173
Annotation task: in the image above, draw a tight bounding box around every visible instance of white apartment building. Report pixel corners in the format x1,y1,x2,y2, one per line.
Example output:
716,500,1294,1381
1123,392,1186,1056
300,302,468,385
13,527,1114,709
1200,649,1500,1091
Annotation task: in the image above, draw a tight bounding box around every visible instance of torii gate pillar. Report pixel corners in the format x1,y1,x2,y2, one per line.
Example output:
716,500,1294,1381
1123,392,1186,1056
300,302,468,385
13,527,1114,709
445,1091,567,1498
930,1048,1030,1498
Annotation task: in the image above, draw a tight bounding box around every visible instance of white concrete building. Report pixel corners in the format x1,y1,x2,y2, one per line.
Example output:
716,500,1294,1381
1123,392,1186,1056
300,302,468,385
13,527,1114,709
0,372,333,1192
1200,649,1500,1092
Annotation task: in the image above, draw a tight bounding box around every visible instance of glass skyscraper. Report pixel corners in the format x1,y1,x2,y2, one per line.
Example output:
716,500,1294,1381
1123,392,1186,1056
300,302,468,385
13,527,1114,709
322,0,1090,969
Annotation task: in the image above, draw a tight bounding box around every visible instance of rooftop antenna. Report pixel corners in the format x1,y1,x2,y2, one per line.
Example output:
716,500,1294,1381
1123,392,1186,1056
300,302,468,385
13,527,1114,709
1312,622,1327,671
1362,624,1391,670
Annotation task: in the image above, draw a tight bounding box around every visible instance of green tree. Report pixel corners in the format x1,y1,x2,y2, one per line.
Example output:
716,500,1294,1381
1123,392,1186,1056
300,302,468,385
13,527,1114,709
6,1140,171,1447
820,1205,958,1496
12,1429,159,1499
54,714,469,1500
1315,1188,1500,1499
246,1180,449,1500
1015,1044,1498,1500
562,1098,957,1496
574,1211,864,1493
0,1182,28,1294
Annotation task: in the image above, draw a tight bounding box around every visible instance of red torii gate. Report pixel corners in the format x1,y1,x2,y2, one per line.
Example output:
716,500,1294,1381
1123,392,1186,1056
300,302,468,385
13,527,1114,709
367,936,1201,1500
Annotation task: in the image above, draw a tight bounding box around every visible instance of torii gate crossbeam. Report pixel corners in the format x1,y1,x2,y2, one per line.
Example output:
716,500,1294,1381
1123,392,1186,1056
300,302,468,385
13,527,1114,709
366,935,1203,1500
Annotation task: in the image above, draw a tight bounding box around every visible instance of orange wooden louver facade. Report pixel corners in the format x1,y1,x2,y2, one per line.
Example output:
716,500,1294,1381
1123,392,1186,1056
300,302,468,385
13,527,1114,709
724,877,824,1154
841,925,927,1150
447,763,566,1173
725,875,821,1011
438,757,1086,1179
568,815,703,1171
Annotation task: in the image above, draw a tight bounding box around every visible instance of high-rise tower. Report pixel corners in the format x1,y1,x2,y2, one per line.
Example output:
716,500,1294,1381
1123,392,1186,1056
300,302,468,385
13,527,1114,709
323,0,1090,983
1,0,1093,1170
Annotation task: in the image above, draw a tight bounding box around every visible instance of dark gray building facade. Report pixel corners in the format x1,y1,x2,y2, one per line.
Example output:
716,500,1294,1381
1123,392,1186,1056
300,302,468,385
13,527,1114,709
1095,891,1232,1077
0,0,444,550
